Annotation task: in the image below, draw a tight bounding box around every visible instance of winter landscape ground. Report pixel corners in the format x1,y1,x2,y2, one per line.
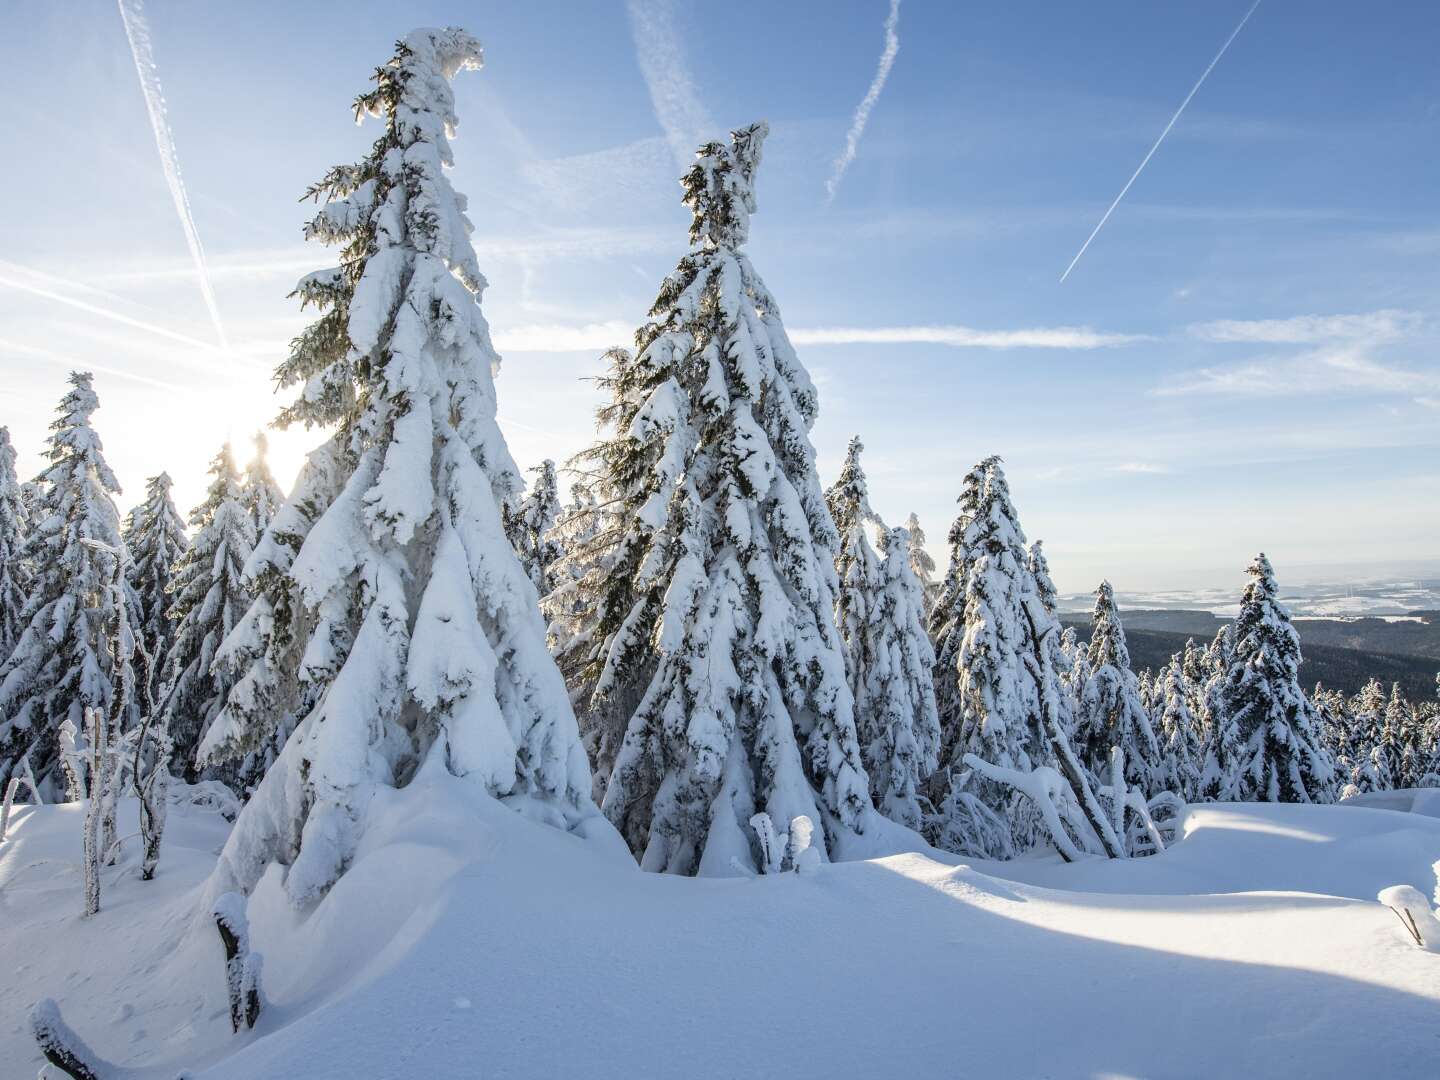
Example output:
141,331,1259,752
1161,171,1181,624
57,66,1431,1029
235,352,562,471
2,6,1439,1079
3,785,1440,1078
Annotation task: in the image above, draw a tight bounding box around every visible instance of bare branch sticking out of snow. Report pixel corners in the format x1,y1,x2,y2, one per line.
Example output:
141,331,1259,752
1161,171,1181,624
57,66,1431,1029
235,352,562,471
1377,886,1440,952
214,891,265,1032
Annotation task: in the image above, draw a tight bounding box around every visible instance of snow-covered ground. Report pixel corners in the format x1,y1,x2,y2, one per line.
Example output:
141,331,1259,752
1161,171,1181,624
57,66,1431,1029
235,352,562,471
3,781,1438,1078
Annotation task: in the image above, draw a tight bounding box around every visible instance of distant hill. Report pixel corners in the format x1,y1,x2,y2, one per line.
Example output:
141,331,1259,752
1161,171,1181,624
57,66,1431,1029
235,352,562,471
1060,620,1438,701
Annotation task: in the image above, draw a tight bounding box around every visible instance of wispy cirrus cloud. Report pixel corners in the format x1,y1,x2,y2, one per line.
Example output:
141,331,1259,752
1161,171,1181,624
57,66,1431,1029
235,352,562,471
626,0,715,171
790,324,1149,349
1109,462,1170,475
1187,309,1423,345
1154,346,1440,398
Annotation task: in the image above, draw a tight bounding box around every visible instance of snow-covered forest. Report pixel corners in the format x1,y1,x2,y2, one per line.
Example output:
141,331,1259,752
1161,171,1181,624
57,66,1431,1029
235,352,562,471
2,26,1438,1080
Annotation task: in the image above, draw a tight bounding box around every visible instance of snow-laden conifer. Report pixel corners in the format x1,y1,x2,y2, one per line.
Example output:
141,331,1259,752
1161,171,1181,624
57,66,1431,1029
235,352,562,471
159,445,255,780
929,458,1066,857
1075,581,1162,792
826,437,882,709
1155,653,1201,801
1217,554,1336,803
204,29,600,906
0,374,137,794
576,122,872,874
197,438,346,791
505,458,563,594
928,458,989,761
0,426,29,659
903,511,939,616
123,471,188,687
243,431,285,537
860,526,941,828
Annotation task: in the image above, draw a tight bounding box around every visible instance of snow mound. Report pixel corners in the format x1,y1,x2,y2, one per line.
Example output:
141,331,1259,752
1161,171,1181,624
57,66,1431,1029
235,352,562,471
3,790,1439,1078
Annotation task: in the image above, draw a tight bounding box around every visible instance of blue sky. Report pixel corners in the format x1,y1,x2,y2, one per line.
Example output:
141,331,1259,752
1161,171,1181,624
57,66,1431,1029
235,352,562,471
2,0,1437,594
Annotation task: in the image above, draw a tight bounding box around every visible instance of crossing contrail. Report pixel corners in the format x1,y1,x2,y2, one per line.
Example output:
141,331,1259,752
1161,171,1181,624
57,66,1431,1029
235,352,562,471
116,0,229,347
1059,0,1263,283
0,271,219,353
826,0,902,204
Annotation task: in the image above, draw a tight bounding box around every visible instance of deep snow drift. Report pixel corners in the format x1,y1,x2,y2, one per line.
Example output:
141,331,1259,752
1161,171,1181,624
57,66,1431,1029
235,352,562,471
2,784,1438,1078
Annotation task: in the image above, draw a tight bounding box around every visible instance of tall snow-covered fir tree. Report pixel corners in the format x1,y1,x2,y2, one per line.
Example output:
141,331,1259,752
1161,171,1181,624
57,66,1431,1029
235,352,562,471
903,511,939,617
824,439,940,828
203,28,602,907
1155,653,1201,801
123,471,188,691
825,436,882,711
505,458,563,595
573,121,873,875
159,445,255,781
1074,581,1162,792
928,457,1063,857
0,373,137,793
243,432,286,537
860,526,941,828
0,426,30,660
1217,554,1336,803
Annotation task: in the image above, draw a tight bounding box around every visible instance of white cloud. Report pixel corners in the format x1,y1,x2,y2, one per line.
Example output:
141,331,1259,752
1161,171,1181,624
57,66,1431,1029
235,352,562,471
789,324,1149,349
1187,309,1422,345
1109,462,1170,475
1154,346,1440,398
494,321,634,353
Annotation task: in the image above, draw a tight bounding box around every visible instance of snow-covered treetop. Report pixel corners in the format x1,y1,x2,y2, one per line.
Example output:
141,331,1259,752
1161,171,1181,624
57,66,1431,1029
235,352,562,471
1028,540,1058,616
1087,580,1131,671
44,372,120,494
683,120,768,250
825,436,877,531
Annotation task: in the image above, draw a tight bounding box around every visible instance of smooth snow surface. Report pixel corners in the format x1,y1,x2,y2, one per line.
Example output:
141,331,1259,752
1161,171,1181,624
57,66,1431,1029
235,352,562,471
2,785,1438,1078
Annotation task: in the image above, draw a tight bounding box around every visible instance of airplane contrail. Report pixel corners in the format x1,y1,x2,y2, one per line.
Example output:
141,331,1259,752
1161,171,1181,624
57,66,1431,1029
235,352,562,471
0,272,220,353
626,0,716,172
1059,0,1263,284
115,0,229,347
826,0,902,204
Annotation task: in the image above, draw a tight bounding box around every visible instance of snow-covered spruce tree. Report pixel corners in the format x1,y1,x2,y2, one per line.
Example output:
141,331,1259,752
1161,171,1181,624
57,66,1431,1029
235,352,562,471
825,436,882,711
123,471,188,688
578,122,872,875
1027,540,1059,616
928,458,1062,857
0,426,30,659
860,526,941,828
1074,581,1162,793
903,511,939,617
927,457,990,766
203,29,600,906
1218,554,1336,803
1155,653,1201,801
159,444,256,781
243,431,286,538
197,437,347,793
505,458,563,594
0,374,137,793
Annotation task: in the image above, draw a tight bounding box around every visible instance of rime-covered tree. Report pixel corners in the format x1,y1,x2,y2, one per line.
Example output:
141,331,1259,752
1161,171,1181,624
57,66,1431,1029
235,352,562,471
929,458,1062,857
1217,554,1336,803
0,426,30,659
202,29,601,908
1027,540,1059,616
0,374,137,793
903,512,939,616
928,458,990,762
505,458,563,594
123,472,188,687
826,437,882,709
860,526,941,828
243,431,285,537
159,445,255,780
1075,581,1162,792
575,122,872,875
1155,653,1201,801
